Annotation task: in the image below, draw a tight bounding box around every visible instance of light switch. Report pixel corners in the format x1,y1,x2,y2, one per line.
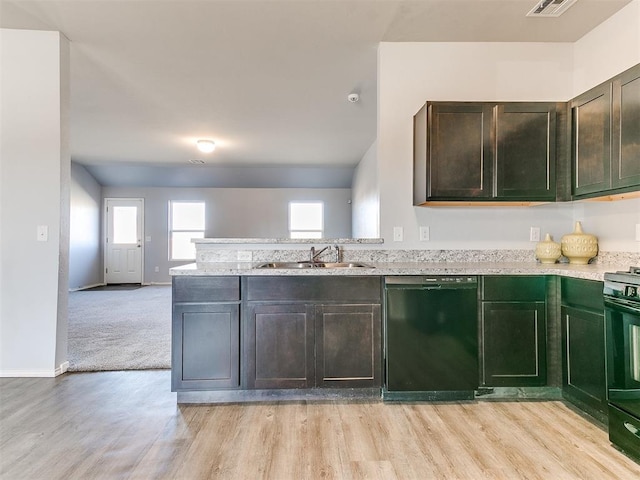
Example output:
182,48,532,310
37,225,48,242
145,236,152,242
393,226,403,242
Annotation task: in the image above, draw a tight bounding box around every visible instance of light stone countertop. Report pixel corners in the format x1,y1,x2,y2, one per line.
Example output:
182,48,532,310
193,238,384,245
170,261,628,282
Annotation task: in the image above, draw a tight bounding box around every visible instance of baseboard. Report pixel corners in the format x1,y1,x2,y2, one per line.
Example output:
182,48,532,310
69,283,105,292
146,282,171,286
55,361,69,376
0,361,70,378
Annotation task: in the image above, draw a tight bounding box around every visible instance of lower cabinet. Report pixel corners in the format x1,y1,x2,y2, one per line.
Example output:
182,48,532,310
561,278,607,416
172,302,240,391
480,276,547,387
245,303,315,389
245,302,381,389
171,276,241,392
244,276,382,390
315,304,381,388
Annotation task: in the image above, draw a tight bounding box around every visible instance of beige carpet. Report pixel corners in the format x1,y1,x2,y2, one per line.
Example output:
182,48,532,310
67,285,171,371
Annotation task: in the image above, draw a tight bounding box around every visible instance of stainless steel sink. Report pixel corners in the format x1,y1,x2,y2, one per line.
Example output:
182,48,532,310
314,262,373,268
256,261,373,269
256,262,314,269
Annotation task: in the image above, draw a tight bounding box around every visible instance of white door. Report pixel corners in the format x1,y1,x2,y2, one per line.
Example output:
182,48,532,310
105,198,144,284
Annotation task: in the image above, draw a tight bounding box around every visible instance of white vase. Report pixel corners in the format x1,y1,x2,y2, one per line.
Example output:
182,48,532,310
561,221,598,265
535,233,562,264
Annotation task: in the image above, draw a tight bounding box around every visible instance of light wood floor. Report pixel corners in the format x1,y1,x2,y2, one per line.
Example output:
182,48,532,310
1,371,640,480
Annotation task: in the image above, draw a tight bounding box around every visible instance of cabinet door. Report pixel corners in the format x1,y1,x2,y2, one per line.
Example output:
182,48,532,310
496,103,556,200
315,304,381,388
561,306,607,414
172,303,240,391
612,64,640,190
428,103,494,199
482,302,546,386
571,83,612,197
245,303,314,389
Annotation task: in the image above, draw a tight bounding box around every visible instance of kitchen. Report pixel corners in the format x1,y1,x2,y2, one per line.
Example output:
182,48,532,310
2,0,640,478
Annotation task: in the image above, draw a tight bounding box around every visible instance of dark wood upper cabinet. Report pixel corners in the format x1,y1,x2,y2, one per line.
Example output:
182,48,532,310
427,103,494,199
414,101,559,204
571,83,612,196
612,64,640,190
496,103,557,200
572,63,640,198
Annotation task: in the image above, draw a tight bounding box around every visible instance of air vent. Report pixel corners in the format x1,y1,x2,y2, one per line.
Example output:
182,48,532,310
189,159,205,165
526,0,577,17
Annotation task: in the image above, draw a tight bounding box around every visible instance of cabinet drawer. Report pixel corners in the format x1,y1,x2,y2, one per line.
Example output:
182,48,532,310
173,276,240,303
561,277,603,312
482,276,546,301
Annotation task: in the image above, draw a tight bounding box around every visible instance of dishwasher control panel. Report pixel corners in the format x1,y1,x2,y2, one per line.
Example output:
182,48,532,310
385,275,477,285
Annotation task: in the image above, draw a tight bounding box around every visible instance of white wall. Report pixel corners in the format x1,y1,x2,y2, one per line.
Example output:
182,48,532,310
377,42,575,250
0,29,70,376
573,0,640,95
69,162,103,290
101,186,353,283
351,141,379,238
571,0,640,253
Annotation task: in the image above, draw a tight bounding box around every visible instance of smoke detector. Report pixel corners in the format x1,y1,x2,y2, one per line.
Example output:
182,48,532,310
526,0,578,17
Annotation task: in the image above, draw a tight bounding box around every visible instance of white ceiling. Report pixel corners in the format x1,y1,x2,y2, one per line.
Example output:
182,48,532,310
0,0,632,187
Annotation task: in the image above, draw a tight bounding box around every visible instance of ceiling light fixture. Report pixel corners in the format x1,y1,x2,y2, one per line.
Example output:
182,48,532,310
196,139,216,153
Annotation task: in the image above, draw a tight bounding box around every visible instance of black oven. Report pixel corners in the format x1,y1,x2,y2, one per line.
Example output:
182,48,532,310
605,267,640,461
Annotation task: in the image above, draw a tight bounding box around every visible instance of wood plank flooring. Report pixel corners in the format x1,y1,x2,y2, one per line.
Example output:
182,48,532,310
2,370,640,479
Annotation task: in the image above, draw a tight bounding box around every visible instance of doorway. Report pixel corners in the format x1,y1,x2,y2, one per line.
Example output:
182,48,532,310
104,198,144,284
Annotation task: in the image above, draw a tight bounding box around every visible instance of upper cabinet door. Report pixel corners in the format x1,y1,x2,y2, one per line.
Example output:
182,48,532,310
495,103,557,201
612,64,640,189
427,103,494,199
571,83,612,197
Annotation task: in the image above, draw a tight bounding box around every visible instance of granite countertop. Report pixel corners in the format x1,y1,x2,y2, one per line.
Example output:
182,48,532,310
170,261,625,282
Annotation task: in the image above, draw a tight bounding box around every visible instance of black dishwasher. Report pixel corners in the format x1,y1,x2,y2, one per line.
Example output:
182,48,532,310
384,276,479,400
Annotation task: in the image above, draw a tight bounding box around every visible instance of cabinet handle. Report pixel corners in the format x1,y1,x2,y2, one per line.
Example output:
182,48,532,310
624,421,640,438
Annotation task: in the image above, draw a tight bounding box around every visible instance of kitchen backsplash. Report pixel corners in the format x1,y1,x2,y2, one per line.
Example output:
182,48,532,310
196,245,639,268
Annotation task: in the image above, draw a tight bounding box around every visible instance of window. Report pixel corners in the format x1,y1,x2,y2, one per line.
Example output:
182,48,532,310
169,201,205,260
289,201,323,239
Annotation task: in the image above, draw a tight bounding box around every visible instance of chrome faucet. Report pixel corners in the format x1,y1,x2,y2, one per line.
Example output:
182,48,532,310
334,245,341,263
310,245,331,264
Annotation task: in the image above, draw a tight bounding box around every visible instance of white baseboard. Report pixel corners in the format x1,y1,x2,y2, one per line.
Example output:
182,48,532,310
69,283,105,292
147,282,171,286
0,361,69,378
55,361,69,376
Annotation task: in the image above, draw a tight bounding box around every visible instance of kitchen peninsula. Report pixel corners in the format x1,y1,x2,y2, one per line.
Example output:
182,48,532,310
171,238,638,424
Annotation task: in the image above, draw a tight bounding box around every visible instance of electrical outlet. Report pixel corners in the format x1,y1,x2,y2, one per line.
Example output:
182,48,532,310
237,250,253,262
636,223,640,241
393,226,403,242
154,266,159,273
419,226,430,241
530,227,541,242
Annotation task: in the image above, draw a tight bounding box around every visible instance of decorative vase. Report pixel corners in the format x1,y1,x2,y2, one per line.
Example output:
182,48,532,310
561,221,598,265
535,233,562,264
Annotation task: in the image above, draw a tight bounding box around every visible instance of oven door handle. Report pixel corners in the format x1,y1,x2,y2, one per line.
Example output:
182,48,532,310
604,298,640,315
624,422,640,438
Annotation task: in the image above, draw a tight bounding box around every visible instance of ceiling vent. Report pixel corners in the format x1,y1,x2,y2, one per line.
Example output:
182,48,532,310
526,0,578,17
189,159,206,165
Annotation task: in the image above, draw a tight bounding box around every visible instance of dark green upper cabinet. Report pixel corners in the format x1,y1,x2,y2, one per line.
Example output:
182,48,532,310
612,64,640,190
414,101,559,204
572,63,640,198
